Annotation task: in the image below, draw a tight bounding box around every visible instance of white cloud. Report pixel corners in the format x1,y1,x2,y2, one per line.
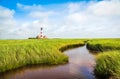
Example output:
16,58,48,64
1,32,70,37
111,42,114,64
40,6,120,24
64,0,120,38
0,6,17,39
0,0,120,39
17,3,43,11
29,11,56,18
0,7,14,18
88,0,120,16
68,3,81,13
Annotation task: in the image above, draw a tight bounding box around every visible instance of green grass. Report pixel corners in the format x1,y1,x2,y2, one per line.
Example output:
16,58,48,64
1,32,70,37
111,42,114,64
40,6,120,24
95,51,120,78
87,38,120,52
86,38,120,78
0,39,84,72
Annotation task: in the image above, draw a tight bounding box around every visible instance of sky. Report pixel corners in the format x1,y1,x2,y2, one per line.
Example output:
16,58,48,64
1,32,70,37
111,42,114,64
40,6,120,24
0,0,120,39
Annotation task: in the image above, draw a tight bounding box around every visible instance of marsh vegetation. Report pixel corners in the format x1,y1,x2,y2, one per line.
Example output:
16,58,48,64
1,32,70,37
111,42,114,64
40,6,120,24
0,38,120,79
0,39,84,72
87,39,120,79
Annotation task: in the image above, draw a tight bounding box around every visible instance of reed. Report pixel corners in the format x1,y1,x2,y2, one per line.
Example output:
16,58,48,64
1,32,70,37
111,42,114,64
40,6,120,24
86,38,120,79
95,51,120,79
0,39,84,72
87,38,120,52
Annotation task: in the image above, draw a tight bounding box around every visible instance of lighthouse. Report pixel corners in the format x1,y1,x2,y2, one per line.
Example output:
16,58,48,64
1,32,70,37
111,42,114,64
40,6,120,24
40,27,43,38
36,27,47,39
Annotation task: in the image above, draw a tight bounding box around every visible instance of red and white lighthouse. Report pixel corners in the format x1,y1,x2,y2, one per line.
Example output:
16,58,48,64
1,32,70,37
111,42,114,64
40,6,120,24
40,27,43,38
36,27,47,39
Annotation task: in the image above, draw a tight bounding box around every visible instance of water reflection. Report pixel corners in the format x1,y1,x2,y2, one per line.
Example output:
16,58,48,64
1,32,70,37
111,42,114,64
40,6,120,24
0,45,96,79
65,46,96,79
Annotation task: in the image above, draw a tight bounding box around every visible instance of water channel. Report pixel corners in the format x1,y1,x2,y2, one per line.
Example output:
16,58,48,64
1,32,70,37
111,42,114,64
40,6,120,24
0,45,96,79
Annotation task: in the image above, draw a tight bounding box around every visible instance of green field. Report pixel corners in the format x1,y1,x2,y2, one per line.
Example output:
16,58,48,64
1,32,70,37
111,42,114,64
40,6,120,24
87,38,120,79
87,39,120,52
0,39,84,72
0,38,120,79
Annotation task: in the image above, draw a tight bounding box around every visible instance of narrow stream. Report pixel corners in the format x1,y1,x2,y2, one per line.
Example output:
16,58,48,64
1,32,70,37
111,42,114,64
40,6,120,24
0,45,96,79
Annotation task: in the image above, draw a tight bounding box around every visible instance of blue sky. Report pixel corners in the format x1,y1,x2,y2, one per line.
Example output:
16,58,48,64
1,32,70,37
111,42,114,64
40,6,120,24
0,0,120,39
0,0,102,9
0,0,86,10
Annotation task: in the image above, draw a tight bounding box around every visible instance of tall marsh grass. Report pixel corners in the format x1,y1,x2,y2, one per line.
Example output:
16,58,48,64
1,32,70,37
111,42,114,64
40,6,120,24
0,39,84,72
87,39,120,51
95,51,120,78
87,38,120,78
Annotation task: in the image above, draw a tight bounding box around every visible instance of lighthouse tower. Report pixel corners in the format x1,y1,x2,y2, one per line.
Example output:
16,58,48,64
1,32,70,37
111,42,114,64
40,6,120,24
40,27,43,38
36,27,47,39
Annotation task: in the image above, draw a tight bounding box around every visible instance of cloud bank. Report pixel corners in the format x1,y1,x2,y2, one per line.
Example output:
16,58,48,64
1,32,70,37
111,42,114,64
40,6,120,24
0,0,120,39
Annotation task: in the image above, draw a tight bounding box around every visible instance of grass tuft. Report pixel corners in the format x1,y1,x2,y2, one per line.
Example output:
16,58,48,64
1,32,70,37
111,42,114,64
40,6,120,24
95,51,120,78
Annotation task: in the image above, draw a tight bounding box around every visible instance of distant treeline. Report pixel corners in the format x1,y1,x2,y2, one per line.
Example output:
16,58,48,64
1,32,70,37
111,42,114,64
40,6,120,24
28,37,36,39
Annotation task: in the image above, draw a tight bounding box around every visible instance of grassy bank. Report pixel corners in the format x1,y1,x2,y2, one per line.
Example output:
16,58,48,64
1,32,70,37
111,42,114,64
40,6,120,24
87,39,120,52
0,39,84,72
86,38,120,79
95,51,120,78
